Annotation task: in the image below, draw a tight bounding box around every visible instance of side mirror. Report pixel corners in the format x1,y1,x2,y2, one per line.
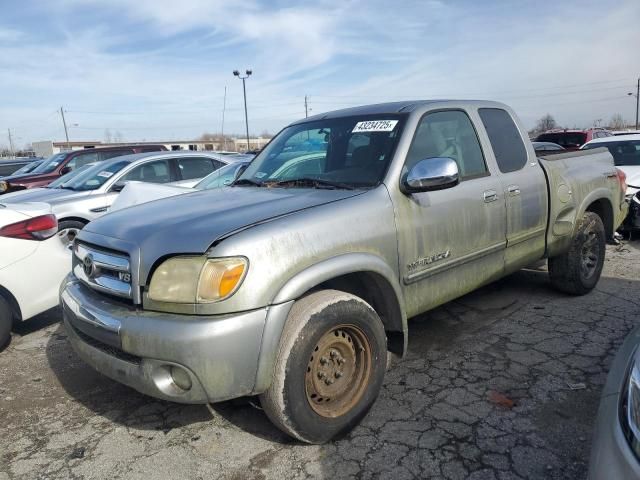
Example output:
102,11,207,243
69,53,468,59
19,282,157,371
60,166,72,175
402,157,459,194
111,181,126,192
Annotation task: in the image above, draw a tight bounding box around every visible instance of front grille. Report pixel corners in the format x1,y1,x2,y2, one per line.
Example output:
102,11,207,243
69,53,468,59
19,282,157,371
73,241,133,300
70,321,141,365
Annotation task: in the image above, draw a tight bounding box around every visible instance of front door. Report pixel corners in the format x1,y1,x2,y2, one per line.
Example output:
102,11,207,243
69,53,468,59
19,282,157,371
394,109,507,318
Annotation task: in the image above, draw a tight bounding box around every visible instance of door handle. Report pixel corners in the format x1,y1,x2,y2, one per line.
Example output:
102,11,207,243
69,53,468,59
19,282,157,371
483,190,498,203
507,185,521,196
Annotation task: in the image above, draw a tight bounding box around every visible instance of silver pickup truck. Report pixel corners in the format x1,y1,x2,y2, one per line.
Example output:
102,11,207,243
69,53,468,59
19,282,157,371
60,100,628,443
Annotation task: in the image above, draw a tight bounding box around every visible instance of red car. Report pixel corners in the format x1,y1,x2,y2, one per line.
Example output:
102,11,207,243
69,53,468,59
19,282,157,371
535,128,613,151
0,145,166,194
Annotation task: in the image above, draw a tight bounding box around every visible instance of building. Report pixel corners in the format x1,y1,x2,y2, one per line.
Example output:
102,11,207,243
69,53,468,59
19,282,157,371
32,136,272,158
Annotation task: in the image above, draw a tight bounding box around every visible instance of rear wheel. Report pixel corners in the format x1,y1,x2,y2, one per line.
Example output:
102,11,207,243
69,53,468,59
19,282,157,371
260,290,387,444
548,211,606,295
0,297,13,349
57,220,86,247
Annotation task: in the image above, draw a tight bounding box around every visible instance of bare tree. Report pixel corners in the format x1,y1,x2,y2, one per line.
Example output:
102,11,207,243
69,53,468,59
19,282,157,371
104,129,112,143
113,131,124,143
259,129,273,138
535,114,557,133
610,113,626,130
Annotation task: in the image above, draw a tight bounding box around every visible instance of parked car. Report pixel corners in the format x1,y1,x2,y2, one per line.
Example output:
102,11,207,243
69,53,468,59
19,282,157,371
0,202,69,347
1,159,44,178
588,323,640,479
1,151,236,244
110,156,253,211
613,130,640,136
535,128,613,150
61,100,627,443
581,135,640,197
0,158,37,177
532,141,565,155
0,145,167,195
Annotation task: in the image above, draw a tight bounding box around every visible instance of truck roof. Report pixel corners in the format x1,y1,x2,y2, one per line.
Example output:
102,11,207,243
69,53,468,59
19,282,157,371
296,99,510,124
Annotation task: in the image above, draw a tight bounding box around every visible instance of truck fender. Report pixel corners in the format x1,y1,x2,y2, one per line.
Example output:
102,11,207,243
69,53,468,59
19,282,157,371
252,253,407,394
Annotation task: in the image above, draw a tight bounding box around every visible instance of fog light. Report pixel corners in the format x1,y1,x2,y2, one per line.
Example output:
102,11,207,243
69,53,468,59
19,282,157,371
170,366,192,391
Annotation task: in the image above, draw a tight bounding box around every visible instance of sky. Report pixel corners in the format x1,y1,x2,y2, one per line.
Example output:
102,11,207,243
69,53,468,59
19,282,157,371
0,0,639,148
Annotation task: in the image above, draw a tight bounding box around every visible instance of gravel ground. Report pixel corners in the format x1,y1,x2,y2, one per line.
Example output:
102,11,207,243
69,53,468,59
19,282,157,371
1,243,639,480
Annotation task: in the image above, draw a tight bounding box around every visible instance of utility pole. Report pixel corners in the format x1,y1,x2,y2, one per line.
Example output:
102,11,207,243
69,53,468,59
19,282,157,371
233,69,252,152
628,78,640,130
7,128,14,158
60,106,70,150
221,86,227,151
305,95,309,118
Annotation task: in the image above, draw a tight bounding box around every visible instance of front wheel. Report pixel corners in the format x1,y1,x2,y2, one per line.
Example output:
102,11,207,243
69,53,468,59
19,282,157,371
260,290,387,444
57,220,86,247
548,211,606,295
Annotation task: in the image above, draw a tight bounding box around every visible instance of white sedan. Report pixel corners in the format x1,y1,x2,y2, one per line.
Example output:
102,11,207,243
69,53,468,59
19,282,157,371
581,134,640,197
0,202,70,347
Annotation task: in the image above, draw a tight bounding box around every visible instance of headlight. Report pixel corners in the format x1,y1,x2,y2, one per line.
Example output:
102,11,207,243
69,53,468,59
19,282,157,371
148,256,247,304
624,348,640,457
0,181,8,193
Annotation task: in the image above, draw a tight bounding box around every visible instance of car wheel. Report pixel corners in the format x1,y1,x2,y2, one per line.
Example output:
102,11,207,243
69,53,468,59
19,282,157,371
0,296,12,349
548,211,606,295
57,220,86,247
259,290,387,444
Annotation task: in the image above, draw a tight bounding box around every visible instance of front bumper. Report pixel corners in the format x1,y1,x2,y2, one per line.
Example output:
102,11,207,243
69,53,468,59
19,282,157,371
61,276,283,404
588,325,640,479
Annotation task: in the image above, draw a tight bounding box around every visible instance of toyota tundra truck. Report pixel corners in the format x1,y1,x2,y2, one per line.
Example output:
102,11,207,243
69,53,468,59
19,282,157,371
60,100,628,443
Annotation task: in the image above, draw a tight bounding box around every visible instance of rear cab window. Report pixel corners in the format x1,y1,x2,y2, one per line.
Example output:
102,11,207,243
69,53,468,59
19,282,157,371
478,108,528,173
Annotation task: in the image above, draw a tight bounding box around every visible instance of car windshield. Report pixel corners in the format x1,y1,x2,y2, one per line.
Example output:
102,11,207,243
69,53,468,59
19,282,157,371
237,115,406,189
11,161,42,175
196,162,249,189
47,163,95,188
31,152,69,174
58,159,131,191
536,132,587,148
582,140,640,166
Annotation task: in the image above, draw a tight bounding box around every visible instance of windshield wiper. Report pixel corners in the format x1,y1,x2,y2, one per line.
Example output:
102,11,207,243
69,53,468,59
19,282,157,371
231,178,264,187
59,186,76,191
265,178,355,190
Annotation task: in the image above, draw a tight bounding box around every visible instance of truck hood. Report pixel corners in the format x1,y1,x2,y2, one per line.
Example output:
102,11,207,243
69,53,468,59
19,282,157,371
1,172,52,184
83,186,365,255
0,187,87,204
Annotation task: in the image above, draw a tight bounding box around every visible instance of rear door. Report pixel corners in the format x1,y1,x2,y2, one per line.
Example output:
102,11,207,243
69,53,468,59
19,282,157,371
477,108,548,271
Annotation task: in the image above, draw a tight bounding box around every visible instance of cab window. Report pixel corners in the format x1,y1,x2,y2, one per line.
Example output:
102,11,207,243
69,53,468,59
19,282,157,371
67,151,99,170
405,110,487,179
121,160,171,183
479,108,528,173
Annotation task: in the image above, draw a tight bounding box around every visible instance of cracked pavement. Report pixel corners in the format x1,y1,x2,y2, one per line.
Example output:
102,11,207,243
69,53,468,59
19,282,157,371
1,243,639,479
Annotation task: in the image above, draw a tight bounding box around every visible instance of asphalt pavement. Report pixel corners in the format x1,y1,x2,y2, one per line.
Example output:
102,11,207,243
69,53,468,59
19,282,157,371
1,243,639,480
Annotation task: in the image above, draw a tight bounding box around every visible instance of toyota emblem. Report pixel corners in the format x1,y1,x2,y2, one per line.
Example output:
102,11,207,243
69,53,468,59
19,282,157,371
83,254,96,278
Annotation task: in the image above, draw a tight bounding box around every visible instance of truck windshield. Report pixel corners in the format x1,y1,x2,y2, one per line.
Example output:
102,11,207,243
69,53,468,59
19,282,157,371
582,140,640,166
59,160,131,191
31,152,69,174
237,115,407,189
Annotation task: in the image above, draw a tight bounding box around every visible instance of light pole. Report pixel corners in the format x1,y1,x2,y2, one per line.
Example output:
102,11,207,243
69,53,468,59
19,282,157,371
628,77,640,130
233,69,252,151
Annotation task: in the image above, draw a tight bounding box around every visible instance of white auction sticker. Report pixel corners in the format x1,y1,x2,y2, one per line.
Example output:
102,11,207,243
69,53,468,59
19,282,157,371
352,120,398,133
97,171,114,178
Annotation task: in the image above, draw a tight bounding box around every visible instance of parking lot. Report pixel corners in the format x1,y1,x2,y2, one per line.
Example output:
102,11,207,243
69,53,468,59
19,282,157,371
0,242,637,480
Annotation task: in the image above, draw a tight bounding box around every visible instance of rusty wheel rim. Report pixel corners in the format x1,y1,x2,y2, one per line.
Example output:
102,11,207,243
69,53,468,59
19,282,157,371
305,325,372,418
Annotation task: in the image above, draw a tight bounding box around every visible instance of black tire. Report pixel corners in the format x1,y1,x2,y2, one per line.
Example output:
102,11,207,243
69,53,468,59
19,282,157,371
548,211,606,295
0,296,13,349
260,290,387,444
57,220,86,246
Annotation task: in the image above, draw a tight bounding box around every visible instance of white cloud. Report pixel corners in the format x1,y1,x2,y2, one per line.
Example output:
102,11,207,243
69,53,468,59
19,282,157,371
1,0,639,148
